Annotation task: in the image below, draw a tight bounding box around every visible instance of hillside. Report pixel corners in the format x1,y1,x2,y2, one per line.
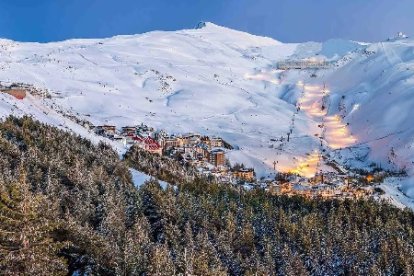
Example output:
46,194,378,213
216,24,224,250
1,116,414,275
0,23,413,207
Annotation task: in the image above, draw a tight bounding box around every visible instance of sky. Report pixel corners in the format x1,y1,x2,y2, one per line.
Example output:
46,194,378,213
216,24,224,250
0,0,412,43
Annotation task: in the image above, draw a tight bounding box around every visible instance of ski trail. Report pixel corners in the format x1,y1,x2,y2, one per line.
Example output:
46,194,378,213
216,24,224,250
242,67,357,178
287,82,356,177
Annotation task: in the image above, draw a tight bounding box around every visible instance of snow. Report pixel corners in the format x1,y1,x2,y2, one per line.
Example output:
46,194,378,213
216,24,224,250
129,168,169,190
319,39,365,59
380,177,414,210
0,23,414,208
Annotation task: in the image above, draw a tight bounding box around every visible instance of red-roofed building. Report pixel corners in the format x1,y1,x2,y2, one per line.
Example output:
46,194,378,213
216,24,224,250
136,137,163,155
133,136,143,142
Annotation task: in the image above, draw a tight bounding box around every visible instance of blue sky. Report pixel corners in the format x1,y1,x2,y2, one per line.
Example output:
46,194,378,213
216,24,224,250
0,0,412,43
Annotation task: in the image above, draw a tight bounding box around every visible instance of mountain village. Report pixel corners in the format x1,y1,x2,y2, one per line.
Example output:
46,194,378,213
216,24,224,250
91,120,390,201
91,123,256,184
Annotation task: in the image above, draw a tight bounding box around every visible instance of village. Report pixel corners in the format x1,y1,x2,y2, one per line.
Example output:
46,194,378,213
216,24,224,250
265,169,389,200
91,122,390,201
91,123,256,183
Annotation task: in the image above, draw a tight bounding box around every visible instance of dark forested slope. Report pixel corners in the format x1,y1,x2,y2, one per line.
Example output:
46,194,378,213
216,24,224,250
0,116,140,275
1,116,414,275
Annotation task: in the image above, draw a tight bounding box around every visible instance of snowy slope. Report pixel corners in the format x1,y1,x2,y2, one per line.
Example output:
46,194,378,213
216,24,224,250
0,23,414,205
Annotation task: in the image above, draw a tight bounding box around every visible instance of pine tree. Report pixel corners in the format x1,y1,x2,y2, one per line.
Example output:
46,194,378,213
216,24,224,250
193,231,227,275
177,222,195,275
280,243,309,276
147,243,176,275
0,167,68,275
123,217,151,275
262,237,276,275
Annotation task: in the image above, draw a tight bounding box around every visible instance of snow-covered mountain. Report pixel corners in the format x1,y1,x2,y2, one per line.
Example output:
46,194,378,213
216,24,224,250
0,22,413,206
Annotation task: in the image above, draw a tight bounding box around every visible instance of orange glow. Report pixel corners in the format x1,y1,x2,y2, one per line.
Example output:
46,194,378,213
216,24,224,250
281,82,358,178
299,83,356,150
324,115,356,149
282,150,321,178
366,175,374,182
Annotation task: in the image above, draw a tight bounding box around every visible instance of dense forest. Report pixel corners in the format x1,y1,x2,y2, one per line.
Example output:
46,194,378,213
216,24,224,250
1,116,414,275
124,145,200,185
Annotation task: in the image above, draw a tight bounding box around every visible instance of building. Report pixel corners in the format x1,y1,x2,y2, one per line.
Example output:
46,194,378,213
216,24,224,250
155,130,168,142
181,133,201,146
200,136,223,149
200,136,211,148
160,136,183,149
209,149,226,167
121,126,137,136
136,137,163,155
0,87,27,100
136,123,154,138
210,137,223,148
233,168,255,182
195,144,209,160
277,59,330,70
95,125,116,136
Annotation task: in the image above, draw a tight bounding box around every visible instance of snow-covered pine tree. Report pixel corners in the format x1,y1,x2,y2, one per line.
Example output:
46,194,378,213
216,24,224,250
0,167,68,275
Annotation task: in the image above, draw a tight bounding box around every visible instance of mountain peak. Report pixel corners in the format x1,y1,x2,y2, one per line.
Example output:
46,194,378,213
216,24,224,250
194,21,225,30
195,21,207,29
187,21,281,46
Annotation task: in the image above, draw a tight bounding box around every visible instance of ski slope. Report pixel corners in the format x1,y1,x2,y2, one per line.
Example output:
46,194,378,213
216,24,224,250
0,23,414,207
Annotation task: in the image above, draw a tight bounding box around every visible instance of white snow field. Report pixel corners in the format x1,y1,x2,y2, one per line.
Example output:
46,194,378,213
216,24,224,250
0,23,413,207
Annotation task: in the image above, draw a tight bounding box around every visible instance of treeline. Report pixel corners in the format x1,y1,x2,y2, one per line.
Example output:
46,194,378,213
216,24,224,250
1,116,414,275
